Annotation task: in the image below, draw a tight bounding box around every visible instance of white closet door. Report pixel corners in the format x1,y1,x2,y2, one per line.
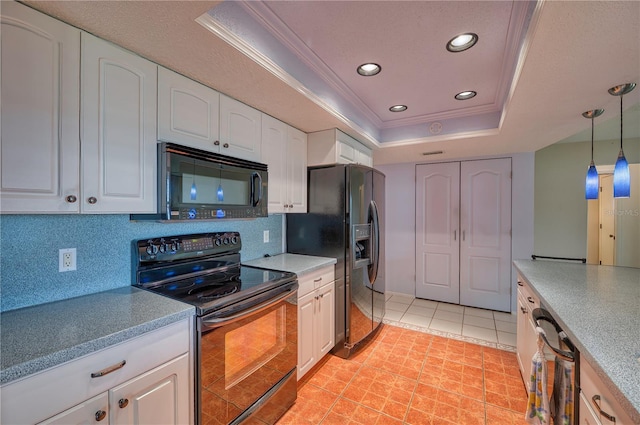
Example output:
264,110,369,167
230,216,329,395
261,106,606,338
415,162,460,303
459,158,512,311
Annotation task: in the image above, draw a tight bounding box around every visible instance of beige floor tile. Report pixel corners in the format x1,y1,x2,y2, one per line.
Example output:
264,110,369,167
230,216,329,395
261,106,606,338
494,311,517,323
387,294,414,304
497,331,517,346
495,320,517,333
428,318,462,334
462,324,498,342
464,307,495,318
433,309,463,324
384,309,405,322
400,313,432,327
411,298,439,309
405,304,435,317
385,301,410,313
436,302,465,313
463,315,496,330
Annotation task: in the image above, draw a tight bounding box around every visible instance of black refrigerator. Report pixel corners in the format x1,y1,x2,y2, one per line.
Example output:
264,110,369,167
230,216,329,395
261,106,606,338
287,164,385,358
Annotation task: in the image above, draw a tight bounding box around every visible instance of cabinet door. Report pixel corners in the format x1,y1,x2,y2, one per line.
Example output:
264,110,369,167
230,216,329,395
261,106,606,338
219,94,261,162
459,158,512,311
286,126,307,213
158,66,220,151
262,114,288,213
415,162,461,303
516,289,530,386
355,149,373,167
0,1,80,213
316,282,335,358
37,393,108,425
81,33,157,213
336,140,356,164
297,291,316,380
109,353,190,425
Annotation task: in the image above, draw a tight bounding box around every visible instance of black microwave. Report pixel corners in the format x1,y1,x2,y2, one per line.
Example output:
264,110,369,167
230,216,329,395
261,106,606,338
132,143,268,221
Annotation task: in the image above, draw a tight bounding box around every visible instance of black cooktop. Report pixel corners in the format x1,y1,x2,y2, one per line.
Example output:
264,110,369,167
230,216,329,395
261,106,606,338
133,232,297,316
145,264,296,314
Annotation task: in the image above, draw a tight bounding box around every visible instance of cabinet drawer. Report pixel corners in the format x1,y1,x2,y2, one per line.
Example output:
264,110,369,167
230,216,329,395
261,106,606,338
580,357,634,425
1,319,190,424
517,276,539,310
297,266,335,298
579,391,603,425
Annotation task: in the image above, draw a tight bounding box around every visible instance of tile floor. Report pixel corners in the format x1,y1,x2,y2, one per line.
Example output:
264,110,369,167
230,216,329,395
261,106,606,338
278,324,529,425
382,293,518,350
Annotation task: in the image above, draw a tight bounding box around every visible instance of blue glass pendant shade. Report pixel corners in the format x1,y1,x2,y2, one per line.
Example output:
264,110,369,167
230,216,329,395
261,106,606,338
217,183,224,202
190,181,197,200
585,161,599,199
613,149,630,198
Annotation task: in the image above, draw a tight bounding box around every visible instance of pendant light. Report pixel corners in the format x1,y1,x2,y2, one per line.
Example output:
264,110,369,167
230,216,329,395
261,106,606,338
608,83,636,198
190,160,197,200
582,109,604,199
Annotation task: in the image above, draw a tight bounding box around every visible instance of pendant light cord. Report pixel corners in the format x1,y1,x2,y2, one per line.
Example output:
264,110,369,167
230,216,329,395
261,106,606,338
620,95,624,150
591,117,594,160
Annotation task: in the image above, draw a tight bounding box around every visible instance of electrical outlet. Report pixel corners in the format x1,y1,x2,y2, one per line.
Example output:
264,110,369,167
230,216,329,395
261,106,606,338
59,248,76,272
263,230,269,243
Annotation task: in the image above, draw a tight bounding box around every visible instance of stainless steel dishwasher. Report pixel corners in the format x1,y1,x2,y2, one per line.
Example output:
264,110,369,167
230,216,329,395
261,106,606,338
532,307,579,425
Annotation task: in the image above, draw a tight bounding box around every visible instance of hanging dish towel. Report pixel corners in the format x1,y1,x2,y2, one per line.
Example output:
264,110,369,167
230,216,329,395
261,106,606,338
525,327,550,424
551,356,575,425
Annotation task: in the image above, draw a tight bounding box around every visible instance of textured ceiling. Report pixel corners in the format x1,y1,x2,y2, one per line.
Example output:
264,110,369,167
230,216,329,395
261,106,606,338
22,0,640,165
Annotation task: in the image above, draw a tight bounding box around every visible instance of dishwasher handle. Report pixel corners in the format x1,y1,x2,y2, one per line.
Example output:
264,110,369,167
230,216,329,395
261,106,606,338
532,308,575,362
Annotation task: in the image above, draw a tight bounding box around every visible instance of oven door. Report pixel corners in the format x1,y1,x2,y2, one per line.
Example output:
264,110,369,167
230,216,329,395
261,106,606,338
197,285,297,425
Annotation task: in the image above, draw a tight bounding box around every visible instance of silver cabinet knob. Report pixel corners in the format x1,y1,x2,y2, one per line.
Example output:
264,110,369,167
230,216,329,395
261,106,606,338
65,195,77,203
214,140,220,146
87,197,97,204
118,398,129,409
95,410,107,421
223,143,229,148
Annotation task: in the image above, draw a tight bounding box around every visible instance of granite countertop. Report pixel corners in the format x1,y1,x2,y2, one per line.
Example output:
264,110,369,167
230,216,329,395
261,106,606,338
513,260,640,423
244,253,336,277
0,286,194,385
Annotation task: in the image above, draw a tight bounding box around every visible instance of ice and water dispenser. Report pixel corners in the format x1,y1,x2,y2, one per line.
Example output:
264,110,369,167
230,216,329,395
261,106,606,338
352,224,372,268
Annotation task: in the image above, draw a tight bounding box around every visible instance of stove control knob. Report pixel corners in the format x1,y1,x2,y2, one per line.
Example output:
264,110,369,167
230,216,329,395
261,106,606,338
159,244,166,253
170,242,179,252
214,238,222,246
223,237,230,245
231,236,238,245
146,245,153,255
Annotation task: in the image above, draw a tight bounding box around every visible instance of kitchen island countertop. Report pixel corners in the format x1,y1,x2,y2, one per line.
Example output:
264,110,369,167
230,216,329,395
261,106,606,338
244,253,336,277
0,286,194,385
513,260,640,423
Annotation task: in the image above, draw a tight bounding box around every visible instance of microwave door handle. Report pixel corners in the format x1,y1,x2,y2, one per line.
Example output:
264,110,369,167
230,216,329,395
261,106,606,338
251,172,263,206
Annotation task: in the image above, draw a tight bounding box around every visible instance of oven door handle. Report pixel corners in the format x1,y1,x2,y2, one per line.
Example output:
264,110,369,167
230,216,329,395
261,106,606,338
201,288,296,330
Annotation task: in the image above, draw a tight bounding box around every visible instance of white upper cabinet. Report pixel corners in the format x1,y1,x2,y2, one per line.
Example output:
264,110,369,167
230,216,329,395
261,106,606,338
157,66,220,151
219,94,262,162
81,33,157,213
158,71,262,162
307,128,372,167
286,126,308,213
0,1,80,213
262,115,307,214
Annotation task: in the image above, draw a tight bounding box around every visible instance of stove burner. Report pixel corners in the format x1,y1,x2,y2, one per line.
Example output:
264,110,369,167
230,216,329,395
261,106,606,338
193,284,240,300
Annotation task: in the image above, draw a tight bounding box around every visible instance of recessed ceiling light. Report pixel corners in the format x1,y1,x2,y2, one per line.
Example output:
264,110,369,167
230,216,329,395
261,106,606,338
455,91,477,100
357,63,381,76
446,33,478,52
389,105,407,112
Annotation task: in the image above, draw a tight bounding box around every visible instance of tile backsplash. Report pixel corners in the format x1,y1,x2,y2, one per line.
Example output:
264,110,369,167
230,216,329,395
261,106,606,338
0,214,284,312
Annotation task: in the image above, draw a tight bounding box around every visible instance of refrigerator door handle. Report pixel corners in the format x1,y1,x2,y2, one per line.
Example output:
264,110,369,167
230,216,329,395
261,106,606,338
368,200,380,283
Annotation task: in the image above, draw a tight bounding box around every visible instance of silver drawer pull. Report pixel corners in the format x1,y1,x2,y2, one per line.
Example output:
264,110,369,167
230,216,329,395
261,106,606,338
527,296,535,304
91,360,126,378
591,395,616,423
313,277,323,283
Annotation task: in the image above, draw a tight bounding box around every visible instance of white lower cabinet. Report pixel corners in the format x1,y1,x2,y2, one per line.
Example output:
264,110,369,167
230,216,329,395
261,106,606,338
297,266,335,380
516,276,540,393
38,393,109,425
579,356,634,425
1,319,192,425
